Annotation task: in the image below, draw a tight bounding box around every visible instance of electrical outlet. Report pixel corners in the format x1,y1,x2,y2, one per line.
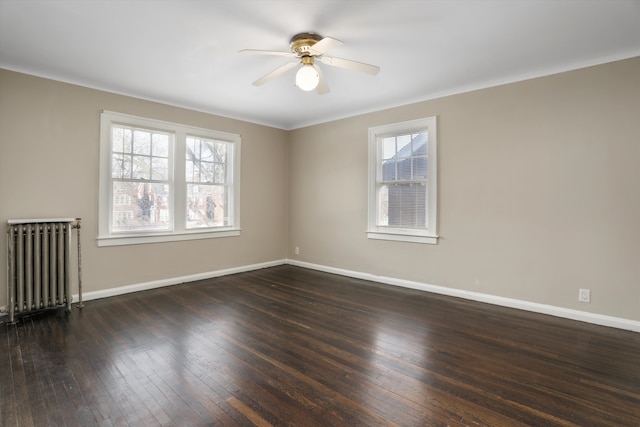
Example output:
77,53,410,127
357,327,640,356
295,247,300,255
578,288,591,303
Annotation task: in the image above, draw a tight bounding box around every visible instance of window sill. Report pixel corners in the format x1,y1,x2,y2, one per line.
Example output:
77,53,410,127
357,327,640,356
367,231,438,245
97,228,241,247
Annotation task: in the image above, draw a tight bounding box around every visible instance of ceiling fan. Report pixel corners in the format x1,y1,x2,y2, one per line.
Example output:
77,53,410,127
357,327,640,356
240,32,380,94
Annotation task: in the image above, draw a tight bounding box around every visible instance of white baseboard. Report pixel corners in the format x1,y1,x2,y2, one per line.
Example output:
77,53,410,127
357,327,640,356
286,259,640,333
71,259,287,303
0,260,286,319
3,258,638,333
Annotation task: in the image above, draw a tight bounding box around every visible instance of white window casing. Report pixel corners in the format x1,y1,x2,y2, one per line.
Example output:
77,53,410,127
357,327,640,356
98,111,241,246
367,117,438,244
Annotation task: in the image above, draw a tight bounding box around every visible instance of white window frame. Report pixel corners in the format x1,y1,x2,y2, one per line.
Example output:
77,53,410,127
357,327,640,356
98,111,241,246
367,117,438,244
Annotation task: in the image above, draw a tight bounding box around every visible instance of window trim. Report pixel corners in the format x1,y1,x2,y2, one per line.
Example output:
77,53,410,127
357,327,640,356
98,111,241,247
367,117,438,244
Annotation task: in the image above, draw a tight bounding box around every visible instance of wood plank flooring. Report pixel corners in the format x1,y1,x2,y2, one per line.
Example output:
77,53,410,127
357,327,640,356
1,265,639,426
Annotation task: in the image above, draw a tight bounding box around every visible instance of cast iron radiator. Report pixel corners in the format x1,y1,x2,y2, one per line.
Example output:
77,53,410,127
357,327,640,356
6,218,83,323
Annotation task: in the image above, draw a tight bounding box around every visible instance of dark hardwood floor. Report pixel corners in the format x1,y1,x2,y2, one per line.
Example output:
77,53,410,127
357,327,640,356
1,265,639,426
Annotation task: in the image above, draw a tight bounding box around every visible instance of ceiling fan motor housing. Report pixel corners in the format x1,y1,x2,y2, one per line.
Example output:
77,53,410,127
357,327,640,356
290,33,322,56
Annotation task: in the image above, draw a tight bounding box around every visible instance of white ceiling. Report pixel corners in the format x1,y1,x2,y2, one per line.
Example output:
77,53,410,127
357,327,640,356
1,0,639,130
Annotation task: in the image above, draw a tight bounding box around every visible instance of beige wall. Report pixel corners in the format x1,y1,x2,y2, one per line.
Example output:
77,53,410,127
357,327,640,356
0,70,289,309
2,58,639,323
289,57,640,322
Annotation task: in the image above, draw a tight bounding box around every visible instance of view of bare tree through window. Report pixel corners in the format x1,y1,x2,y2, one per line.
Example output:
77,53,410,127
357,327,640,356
111,125,171,232
186,136,229,228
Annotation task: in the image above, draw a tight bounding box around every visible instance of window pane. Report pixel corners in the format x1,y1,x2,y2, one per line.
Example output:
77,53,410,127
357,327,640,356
215,164,226,184
381,183,426,228
111,153,131,179
187,137,228,185
152,133,169,157
215,143,227,163
396,135,411,158
132,155,151,179
186,184,226,229
414,134,428,155
151,158,168,181
187,137,200,160
112,126,124,152
382,137,396,160
200,162,214,183
112,181,170,232
377,184,389,226
112,154,122,179
133,130,151,155
186,160,195,182
123,128,133,153
397,157,412,180
200,141,214,161
412,156,428,179
382,159,396,181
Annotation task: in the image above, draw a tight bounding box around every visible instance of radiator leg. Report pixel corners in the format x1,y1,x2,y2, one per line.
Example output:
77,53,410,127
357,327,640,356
76,219,84,309
7,226,16,323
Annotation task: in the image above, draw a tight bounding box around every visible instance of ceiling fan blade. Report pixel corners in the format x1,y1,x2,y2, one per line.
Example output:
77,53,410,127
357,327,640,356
315,65,330,95
252,61,298,86
309,36,343,56
240,49,295,57
320,56,380,76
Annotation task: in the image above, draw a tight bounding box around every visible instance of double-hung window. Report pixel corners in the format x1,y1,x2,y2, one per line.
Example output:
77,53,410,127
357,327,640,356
368,117,438,244
98,111,240,246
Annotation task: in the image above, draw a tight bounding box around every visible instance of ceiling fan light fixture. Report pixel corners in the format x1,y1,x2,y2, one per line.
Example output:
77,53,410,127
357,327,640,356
242,32,378,94
295,63,319,91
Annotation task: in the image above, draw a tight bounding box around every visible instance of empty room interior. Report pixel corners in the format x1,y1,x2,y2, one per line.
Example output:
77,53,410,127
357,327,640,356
1,1,639,426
